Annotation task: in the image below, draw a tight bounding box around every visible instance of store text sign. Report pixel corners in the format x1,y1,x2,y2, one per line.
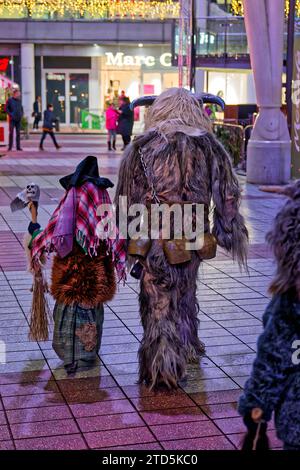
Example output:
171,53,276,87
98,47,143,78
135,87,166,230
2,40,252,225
105,52,172,68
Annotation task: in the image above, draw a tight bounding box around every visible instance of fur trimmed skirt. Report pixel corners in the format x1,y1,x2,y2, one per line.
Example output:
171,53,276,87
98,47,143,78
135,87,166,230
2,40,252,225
51,242,116,307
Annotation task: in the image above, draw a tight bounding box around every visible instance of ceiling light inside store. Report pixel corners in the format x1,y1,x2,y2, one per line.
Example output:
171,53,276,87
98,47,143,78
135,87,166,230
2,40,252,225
138,43,144,48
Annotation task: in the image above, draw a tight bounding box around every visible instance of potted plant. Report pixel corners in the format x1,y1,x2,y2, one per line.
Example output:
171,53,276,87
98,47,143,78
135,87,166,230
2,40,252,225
21,115,29,139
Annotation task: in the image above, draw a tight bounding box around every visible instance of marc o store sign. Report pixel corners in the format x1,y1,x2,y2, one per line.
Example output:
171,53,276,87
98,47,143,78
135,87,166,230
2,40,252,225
105,52,172,68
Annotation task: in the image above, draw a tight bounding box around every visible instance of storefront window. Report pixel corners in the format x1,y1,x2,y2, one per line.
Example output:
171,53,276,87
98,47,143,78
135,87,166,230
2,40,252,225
100,48,177,110
41,46,176,126
207,70,255,104
69,73,89,123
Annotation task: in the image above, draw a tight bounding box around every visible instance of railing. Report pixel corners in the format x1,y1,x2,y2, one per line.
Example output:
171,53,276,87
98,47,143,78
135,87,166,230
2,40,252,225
173,16,289,60
173,17,248,59
212,121,254,170
240,124,253,171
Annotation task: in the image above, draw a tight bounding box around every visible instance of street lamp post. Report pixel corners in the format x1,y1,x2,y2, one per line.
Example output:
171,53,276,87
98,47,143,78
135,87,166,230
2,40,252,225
189,0,196,90
287,0,296,133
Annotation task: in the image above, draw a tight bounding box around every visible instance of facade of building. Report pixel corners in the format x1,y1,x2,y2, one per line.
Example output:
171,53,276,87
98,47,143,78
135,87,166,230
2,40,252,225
0,0,264,128
0,18,178,126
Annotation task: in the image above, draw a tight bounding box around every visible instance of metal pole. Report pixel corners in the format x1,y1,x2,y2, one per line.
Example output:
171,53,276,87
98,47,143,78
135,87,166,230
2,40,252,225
287,0,296,133
10,55,14,83
189,0,196,90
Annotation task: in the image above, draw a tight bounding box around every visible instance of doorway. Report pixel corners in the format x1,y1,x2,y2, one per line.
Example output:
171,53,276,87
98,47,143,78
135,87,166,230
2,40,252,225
42,69,90,125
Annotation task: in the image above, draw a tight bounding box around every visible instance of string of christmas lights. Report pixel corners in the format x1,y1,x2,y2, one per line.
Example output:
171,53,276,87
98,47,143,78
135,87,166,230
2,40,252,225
231,0,300,17
0,0,180,20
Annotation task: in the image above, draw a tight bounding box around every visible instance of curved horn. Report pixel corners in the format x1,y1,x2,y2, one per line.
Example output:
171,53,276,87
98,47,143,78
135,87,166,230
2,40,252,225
198,93,225,110
130,95,157,110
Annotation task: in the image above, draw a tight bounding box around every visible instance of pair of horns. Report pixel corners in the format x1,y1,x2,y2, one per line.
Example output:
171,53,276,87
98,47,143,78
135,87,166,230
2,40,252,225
130,93,225,110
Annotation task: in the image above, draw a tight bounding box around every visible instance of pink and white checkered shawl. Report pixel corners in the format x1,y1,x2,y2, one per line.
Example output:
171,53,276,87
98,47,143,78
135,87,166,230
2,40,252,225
31,182,126,281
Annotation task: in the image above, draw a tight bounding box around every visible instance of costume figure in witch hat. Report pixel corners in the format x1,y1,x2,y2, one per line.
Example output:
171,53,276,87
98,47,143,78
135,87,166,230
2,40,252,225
30,156,126,374
115,87,248,389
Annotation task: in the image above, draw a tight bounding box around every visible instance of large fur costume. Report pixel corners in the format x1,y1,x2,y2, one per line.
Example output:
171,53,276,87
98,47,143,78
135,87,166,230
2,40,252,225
115,88,248,389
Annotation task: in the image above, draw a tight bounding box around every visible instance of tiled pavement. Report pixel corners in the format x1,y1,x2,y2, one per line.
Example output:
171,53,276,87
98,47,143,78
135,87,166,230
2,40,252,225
0,134,286,450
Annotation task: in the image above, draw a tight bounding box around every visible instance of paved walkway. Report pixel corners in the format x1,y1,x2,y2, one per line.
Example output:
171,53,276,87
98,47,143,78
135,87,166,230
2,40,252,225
0,135,286,450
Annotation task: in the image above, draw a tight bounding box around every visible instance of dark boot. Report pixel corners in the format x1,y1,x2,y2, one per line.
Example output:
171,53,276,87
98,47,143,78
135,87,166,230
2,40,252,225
108,141,112,151
112,139,116,151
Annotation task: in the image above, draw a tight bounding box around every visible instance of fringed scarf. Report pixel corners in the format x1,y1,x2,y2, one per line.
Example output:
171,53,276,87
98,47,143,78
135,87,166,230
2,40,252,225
31,181,126,281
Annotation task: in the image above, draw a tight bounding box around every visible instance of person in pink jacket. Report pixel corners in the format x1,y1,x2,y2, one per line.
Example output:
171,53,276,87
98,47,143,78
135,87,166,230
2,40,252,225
105,103,119,151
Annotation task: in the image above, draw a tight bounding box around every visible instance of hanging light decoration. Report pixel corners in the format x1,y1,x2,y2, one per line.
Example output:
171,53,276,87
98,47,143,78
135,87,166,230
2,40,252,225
0,0,180,20
231,0,300,17
231,0,243,16
285,0,300,16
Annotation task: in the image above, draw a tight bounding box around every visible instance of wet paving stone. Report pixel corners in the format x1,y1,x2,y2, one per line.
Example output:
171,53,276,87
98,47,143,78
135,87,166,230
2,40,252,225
0,135,286,450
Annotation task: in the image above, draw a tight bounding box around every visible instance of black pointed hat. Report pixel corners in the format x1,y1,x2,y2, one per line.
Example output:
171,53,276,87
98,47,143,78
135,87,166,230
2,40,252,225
59,155,114,190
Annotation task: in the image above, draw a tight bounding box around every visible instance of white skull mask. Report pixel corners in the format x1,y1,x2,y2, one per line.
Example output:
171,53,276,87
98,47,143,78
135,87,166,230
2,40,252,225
25,183,40,202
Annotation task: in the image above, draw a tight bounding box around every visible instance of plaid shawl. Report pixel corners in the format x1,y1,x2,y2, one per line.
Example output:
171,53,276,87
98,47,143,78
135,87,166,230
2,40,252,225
31,182,126,281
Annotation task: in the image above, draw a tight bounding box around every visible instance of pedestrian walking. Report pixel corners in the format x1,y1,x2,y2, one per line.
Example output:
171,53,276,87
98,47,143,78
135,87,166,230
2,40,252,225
239,180,300,451
105,102,118,151
32,96,42,130
117,97,134,150
6,88,23,151
39,104,61,151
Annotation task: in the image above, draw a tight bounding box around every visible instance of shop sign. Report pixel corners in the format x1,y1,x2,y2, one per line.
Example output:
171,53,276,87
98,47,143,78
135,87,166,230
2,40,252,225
47,73,65,81
105,52,172,68
81,110,103,130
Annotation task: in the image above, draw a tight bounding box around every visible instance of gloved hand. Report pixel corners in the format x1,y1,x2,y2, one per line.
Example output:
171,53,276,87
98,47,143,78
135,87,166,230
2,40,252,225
241,411,269,451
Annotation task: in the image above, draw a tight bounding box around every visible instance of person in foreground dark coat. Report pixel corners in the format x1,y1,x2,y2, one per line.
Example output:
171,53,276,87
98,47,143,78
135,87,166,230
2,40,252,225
238,181,300,451
117,97,134,150
39,104,61,151
6,88,23,151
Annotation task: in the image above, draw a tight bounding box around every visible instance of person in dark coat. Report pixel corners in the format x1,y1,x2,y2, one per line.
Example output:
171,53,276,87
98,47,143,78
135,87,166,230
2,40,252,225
39,104,61,151
6,88,23,151
117,97,134,150
238,181,300,451
33,96,42,130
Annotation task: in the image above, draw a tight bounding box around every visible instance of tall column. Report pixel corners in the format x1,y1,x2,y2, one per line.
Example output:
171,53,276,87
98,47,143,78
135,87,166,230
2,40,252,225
243,0,291,184
21,43,35,123
90,57,101,114
195,69,205,93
